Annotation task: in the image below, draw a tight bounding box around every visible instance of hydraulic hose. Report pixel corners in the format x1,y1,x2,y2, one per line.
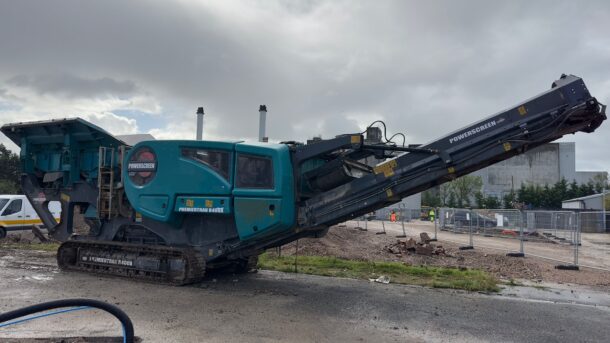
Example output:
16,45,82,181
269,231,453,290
0,298,134,343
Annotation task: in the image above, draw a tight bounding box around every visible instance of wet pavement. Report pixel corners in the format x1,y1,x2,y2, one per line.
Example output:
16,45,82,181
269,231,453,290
1,248,609,342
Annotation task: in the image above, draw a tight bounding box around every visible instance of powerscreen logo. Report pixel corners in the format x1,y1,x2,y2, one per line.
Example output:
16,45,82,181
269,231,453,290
127,161,157,172
127,147,157,186
449,120,497,144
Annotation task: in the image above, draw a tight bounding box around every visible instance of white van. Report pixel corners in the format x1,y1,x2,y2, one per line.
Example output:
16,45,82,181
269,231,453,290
0,195,61,239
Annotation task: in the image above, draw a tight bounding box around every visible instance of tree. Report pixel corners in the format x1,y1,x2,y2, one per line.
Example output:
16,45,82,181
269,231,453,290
439,182,452,207
513,178,604,210
484,196,501,209
450,175,483,207
579,182,595,198
422,189,441,207
503,190,517,209
447,191,457,208
567,180,580,199
475,191,485,209
591,173,609,193
475,191,501,209
0,143,20,194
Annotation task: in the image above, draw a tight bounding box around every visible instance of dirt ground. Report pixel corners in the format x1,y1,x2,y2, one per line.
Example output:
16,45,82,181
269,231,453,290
274,223,610,290
2,223,610,290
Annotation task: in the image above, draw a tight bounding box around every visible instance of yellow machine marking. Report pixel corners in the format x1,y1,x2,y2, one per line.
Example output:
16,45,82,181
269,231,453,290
386,189,393,198
205,200,213,208
61,193,70,202
373,159,398,178
518,105,527,115
447,167,456,174
350,135,361,144
185,199,194,207
503,142,512,151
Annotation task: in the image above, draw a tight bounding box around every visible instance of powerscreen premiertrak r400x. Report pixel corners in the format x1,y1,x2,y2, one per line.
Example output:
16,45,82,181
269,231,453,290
1,74,606,284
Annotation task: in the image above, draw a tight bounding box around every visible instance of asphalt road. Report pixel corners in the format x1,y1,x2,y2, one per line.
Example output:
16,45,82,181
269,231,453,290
0,250,609,342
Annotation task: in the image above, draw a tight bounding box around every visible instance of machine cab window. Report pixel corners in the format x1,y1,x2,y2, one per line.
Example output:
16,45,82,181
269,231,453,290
236,154,274,189
2,199,22,216
182,148,230,180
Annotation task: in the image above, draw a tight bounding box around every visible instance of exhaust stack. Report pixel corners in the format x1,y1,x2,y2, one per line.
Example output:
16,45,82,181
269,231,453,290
196,107,204,140
259,105,268,142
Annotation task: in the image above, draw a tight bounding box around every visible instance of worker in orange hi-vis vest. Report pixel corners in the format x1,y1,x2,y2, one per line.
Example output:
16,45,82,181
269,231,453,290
390,210,397,222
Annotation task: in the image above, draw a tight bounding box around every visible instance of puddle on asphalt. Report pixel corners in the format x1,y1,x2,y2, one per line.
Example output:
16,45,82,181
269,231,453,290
14,274,54,282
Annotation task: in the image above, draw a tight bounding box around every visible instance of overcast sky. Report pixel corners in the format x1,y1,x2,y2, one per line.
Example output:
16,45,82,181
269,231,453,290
0,0,609,172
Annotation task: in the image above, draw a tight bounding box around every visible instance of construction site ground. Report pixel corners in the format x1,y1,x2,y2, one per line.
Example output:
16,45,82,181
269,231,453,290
1,227,610,342
275,220,610,290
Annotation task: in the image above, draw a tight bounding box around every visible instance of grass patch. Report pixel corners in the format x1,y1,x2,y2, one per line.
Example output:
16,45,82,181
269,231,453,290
259,253,499,292
0,242,60,252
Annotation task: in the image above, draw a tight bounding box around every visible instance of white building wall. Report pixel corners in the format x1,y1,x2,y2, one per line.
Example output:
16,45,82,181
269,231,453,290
472,143,566,199
558,142,576,181
576,171,608,185
398,193,421,210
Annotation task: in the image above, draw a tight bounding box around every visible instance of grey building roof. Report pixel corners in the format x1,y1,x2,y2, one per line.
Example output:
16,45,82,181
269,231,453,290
115,134,156,146
562,192,609,203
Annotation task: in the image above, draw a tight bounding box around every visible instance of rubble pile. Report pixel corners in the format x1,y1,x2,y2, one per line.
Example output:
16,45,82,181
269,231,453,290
385,232,447,257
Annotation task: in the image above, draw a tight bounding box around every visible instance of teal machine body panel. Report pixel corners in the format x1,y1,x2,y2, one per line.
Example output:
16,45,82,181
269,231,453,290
123,139,296,241
2,118,123,186
233,142,295,240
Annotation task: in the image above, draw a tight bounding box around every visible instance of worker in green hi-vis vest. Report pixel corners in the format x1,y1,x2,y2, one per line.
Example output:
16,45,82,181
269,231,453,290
428,208,435,222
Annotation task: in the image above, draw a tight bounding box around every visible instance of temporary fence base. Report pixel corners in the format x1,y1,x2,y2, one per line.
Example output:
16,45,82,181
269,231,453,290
428,238,438,242
375,232,386,235
506,252,525,258
396,234,407,238
459,246,474,250
555,264,580,271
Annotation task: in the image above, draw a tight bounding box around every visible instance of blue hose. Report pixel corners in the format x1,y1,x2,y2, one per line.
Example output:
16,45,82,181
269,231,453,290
0,306,90,328
0,299,133,343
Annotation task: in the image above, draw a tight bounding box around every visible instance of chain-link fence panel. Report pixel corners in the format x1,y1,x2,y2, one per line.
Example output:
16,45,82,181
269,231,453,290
580,211,609,233
439,208,581,266
523,211,578,245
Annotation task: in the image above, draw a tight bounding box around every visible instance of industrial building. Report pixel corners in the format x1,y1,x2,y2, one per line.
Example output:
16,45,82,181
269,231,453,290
471,142,607,200
562,192,609,211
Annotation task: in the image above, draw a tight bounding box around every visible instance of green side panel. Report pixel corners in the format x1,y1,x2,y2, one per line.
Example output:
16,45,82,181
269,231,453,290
174,196,232,214
139,195,169,217
234,197,286,240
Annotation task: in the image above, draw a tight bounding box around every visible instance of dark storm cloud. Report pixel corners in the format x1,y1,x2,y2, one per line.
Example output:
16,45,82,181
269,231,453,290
7,74,137,99
0,0,608,171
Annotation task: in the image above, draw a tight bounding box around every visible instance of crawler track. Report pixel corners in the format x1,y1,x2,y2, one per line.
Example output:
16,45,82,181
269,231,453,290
57,241,206,285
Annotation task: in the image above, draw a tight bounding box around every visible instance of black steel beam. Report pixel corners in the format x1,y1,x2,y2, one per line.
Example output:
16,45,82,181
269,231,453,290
299,75,606,227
